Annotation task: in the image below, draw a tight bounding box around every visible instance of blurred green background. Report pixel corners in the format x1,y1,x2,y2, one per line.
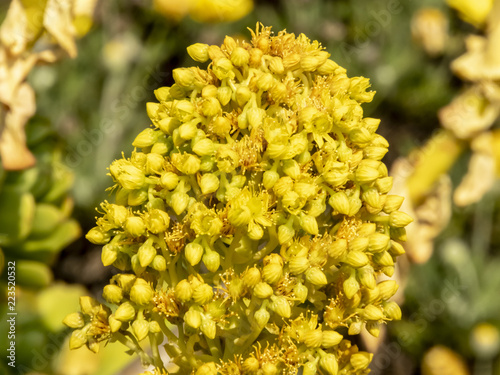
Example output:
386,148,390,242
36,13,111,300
1,0,499,374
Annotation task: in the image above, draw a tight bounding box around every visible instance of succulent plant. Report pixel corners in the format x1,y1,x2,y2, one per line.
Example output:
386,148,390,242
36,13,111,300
66,24,412,374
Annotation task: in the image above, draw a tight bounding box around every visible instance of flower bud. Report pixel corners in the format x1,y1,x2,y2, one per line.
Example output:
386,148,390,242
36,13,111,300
344,251,369,268
242,357,260,373
270,296,291,318
69,329,87,350
103,284,123,305
80,296,100,316
390,226,407,242
201,316,217,339
132,319,150,341
375,176,393,194
202,85,218,98
131,254,146,275
355,165,379,184
373,251,394,267
133,128,161,148
282,159,300,179
348,237,369,252
383,301,402,320
213,87,231,107
368,232,390,253
254,307,270,328
383,195,405,213
304,329,323,348
343,274,360,299
175,279,193,302
185,243,204,266
300,214,318,235
192,138,215,156
364,146,388,160
262,363,278,375
349,128,373,144
389,240,406,256
231,46,250,67
196,362,217,375
253,282,274,299
184,308,202,329
363,304,385,321
278,222,295,244
303,361,318,375
322,331,343,348
262,263,283,284
108,314,122,333
320,353,338,375
115,302,136,322
86,227,110,245
243,267,261,287
357,266,376,289
108,204,129,226
158,117,181,135
293,282,308,303
377,280,399,300
138,242,157,267
202,97,221,117
317,59,339,74
171,192,190,215
150,255,166,271
203,250,220,273
114,274,136,293
147,102,160,119
130,281,154,306
289,256,310,275
63,312,85,329
213,58,235,80
329,239,347,259
389,211,413,227
236,85,252,107
306,267,328,286
350,352,373,370
348,321,362,335
200,173,219,195
187,43,209,62
173,68,195,87
149,320,161,333
366,321,380,337
257,72,274,91
125,216,146,237
110,160,146,190
329,192,350,215
101,244,118,267
193,284,214,305
160,172,179,190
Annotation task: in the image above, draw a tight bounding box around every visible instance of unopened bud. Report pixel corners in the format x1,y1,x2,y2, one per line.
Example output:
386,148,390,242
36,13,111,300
185,243,204,266
86,227,110,245
329,192,350,215
270,296,291,318
363,304,385,321
175,279,193,302
243,267,261,287
115,302,136,322
389,211,413,227
320,353,338,375
200,173,219,195
103,284,123,305
322,331,343,348
63,312,85,329
184,308,202,329
193,284,214,305
350,352,373,370
289,256,310,275
306,267,328,286
132,319,149,341
200,316,217,339
344,251,369,268
262,263,283,284
187,43,209,62
130,281,154,306
203,250,220,272
253,282,273,299
304,329,323,348
125,216,146,237
69,329,87,350
343,275,360,299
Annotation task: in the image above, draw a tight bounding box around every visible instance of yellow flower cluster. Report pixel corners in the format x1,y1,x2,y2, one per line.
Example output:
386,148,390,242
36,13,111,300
67,24,412,374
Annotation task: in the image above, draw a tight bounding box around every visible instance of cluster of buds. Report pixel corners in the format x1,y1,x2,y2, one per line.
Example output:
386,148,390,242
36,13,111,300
67,24,412,374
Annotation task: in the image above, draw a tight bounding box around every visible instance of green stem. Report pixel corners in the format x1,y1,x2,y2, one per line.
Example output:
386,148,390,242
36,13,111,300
149,332,165,370
115,332,154,366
